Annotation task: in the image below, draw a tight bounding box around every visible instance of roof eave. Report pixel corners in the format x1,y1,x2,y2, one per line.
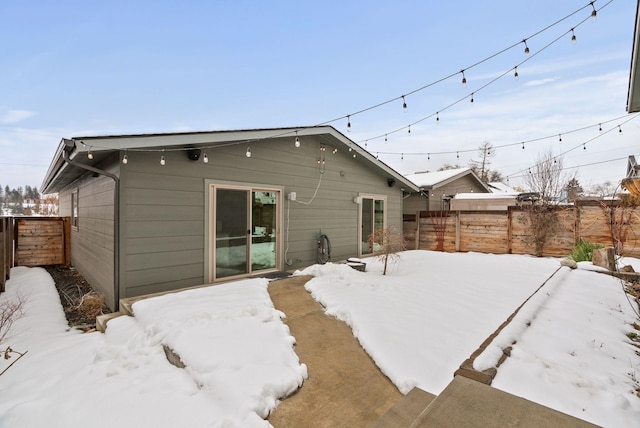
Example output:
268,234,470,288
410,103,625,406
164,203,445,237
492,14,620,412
627,1,640,112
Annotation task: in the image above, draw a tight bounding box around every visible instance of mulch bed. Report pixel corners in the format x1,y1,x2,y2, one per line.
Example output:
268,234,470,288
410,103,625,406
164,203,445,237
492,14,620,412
44,265,112,331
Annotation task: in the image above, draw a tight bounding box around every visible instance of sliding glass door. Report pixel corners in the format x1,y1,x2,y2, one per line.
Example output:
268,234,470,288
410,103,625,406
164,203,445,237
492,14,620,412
360,195,386,255
213,186,279,280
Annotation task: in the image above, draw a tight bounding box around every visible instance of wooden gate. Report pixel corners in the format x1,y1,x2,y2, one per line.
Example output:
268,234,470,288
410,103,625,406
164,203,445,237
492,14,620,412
14,217,70,267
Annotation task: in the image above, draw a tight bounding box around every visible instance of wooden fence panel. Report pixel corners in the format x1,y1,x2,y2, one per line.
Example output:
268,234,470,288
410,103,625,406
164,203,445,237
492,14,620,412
459,211,509,254
405,202,640,258
14,217,70,267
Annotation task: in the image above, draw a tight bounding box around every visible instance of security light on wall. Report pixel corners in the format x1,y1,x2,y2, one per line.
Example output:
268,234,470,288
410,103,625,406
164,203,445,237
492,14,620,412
187,148,201,161
387,179,396,187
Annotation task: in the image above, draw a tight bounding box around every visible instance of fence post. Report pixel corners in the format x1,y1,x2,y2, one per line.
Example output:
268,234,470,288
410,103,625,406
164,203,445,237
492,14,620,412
414,211,420,250
507,207,513,254
455,211,461,252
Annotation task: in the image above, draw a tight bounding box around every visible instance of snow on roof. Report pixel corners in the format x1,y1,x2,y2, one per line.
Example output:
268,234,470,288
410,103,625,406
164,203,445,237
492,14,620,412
405,167,470,187
488,182,518,194
454,192,517,199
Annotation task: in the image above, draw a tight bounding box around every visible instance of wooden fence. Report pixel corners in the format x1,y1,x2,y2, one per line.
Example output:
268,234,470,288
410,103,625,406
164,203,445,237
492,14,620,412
0,216,71,293
14,217,70,267
403,201,640,258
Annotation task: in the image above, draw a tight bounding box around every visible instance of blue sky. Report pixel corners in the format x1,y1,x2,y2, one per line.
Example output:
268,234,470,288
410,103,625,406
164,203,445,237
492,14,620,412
0,0,637,191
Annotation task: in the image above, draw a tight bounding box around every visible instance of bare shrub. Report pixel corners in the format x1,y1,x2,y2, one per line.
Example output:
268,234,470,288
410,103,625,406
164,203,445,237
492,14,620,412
0,294,25,345
367,226,406,275
74,292,105,320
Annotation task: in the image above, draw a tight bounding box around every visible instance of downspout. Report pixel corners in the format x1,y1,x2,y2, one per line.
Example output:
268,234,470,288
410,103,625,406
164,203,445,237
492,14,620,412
61,140,121,310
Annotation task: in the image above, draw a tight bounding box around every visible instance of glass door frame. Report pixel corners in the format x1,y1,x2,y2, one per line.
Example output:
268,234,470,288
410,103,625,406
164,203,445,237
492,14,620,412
205,181,282,283
358,193,387,257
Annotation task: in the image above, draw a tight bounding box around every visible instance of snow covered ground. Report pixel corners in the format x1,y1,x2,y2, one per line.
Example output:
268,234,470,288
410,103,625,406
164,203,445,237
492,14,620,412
0,250,639,427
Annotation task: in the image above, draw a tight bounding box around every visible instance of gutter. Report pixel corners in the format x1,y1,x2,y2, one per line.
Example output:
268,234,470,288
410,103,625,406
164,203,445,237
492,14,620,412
61,139,121,310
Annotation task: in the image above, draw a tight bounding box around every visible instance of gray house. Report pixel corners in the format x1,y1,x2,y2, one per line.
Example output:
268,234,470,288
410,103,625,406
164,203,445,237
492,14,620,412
403,168,491,213
41,126,418,310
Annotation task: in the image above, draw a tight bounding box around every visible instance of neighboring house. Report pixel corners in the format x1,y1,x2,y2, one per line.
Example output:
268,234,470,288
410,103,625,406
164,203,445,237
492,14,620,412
403,168,491,213
41,126,418,310
451,181,520,211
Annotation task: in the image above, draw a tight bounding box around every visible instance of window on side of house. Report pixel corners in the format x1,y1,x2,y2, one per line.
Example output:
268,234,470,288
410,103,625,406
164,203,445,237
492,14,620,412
71,189,79,230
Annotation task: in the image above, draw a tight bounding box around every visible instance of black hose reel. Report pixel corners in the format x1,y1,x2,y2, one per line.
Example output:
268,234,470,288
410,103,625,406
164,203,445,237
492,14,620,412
317,234,331,264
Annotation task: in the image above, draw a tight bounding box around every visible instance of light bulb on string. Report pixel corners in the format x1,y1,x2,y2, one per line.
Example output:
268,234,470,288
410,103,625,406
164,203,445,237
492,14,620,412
122,153,128,165
456,151,459,159
294,131,300,148
461,70,467,85
352,152,356,158
87,147,93,160
402,95,408,112
347,115,351,132
470,93,474,103
203,153,209,163
246,147,252,158
523,39,530,55
514,66,519,78
599,123,602,132
332,148,338,154
408,125,411,135
522,142,525,150
590,2,597,21
160,154,166,166
619,125,622,134
583,143,586,150
384,134,388,143
428,153,430,160
436,112,440,123
401,153,404,160
559,134,562,143
570,28,576,44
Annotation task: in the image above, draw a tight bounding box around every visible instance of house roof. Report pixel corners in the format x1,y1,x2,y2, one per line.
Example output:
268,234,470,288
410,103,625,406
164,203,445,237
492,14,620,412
404,167,491,192
488,181,518,194
627,1,640,112
41,126,420,194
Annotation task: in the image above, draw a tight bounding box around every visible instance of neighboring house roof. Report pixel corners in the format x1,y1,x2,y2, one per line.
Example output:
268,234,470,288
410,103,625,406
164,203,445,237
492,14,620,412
488,181,518,194
41,126,419,194
405,167,491,192
454,192,517,200
628,2,640,112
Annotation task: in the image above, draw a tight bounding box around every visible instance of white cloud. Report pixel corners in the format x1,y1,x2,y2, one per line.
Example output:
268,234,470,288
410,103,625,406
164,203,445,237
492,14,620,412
524,77,556,87
1,109,36,124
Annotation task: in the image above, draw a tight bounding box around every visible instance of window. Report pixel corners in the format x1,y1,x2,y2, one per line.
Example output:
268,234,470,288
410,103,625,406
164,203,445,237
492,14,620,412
71,189,78,230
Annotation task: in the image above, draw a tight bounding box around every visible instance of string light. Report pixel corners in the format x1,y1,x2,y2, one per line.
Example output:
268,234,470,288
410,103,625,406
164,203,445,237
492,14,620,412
246,147,252,158
619,125,622,133
332,148,338,154
570,28,577,44
402,96,408,112
408,125,411,135
122,153,128,164
203,153,209,163
87,147,93,160
599,123,602,132
522,141,525,150
428,153,430,160
583,143,586,150
436,112,440,123
347,115,351,132
384,134,388,142
514,66,519,78
590,1,597,21
456,151,459,159
401,153,404,160
559,134,562,142
470,93,474,103
294,131,300,148
160,153,166,166
523,39,530,55
461,70,467,85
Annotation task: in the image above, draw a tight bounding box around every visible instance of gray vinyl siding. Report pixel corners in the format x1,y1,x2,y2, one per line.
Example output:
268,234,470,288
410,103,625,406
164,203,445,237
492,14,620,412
61,161,117,308
118,135,403,301
427,175,489,211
